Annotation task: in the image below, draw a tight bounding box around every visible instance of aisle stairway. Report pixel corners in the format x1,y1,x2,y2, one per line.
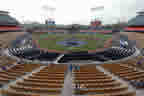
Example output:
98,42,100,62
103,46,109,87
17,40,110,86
61,69,72,96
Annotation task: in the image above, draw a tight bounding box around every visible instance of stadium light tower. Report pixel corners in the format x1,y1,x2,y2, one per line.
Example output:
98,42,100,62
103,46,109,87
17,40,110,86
91,6,104,21
41,5,56,23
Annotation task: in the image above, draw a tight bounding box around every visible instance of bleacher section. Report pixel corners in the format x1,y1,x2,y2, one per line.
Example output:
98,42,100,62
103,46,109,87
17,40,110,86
0,64,25,84
72,65,136,96
4,64,67,96
101,63,144,88
0,63,40,85
0,32,142,96
0,32,26,49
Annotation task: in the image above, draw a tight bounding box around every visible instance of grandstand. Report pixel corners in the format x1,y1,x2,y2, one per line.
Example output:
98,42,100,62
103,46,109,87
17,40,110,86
1,10,144,96
0,11,22,32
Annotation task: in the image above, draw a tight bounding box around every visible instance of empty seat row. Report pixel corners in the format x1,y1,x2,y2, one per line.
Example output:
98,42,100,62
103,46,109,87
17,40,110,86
101,63,144,88
5,64,67,96
72,65,134,95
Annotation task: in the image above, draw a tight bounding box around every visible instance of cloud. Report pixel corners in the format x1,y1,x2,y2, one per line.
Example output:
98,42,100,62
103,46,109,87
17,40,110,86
0,0,143,24
100,0,137,24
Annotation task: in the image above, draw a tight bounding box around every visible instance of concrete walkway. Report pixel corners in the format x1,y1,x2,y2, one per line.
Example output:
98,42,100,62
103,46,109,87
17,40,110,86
136,89,144,96
61,70,72,96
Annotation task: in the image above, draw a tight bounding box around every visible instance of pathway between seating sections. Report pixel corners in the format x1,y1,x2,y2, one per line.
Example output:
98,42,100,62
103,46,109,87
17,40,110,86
61,69,72,96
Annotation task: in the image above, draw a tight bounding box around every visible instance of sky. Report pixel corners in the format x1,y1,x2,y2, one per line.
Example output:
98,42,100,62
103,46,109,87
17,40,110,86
0,0,143,25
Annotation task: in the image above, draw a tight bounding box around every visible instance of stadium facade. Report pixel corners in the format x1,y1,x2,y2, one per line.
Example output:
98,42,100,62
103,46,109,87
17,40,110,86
0,10,22,32
125,11,144,32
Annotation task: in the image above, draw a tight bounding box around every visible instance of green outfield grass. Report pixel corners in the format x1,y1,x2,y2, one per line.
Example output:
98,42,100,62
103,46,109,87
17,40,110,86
33,32,112,51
